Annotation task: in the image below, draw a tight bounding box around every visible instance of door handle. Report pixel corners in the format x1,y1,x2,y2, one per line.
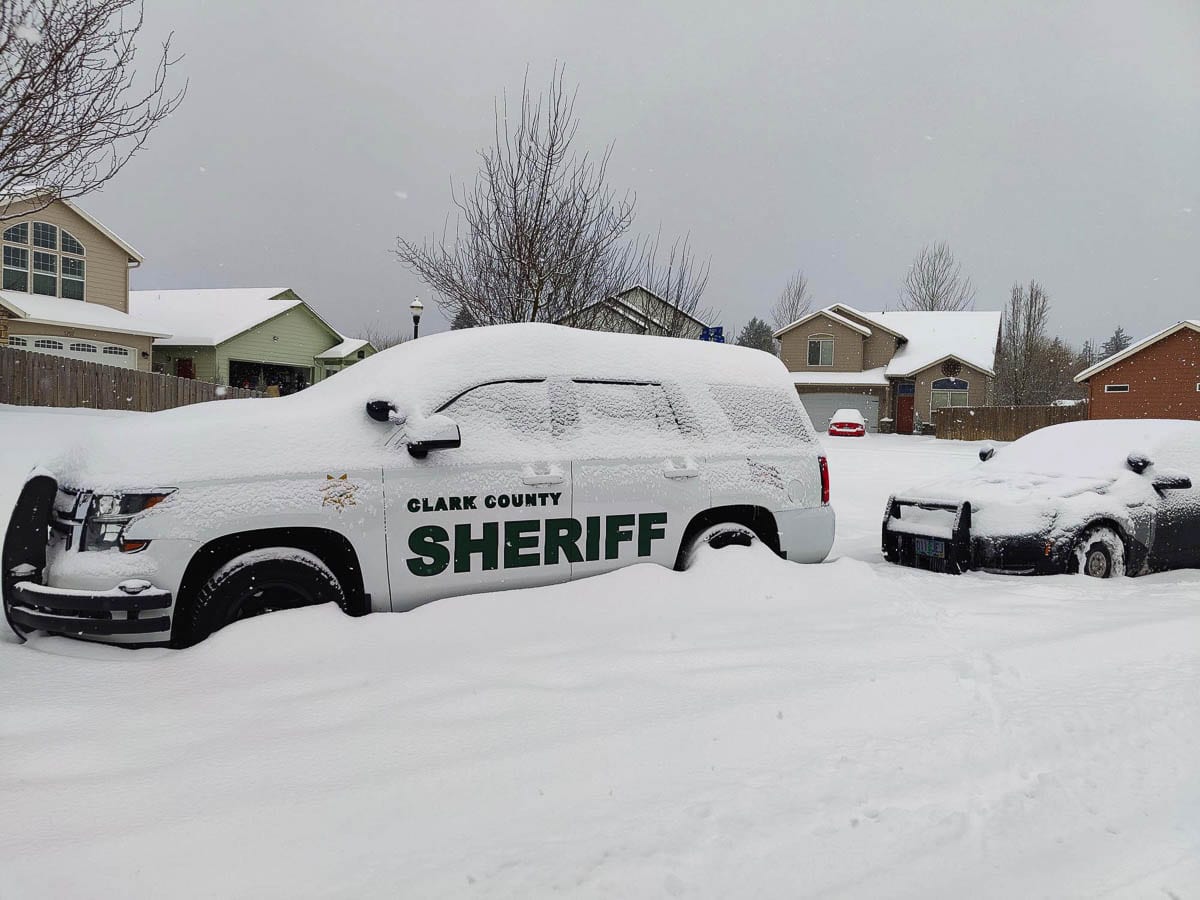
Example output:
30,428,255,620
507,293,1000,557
522,464,565,486
663,459,700,479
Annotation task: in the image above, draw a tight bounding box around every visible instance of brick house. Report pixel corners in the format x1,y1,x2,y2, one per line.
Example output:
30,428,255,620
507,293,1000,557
775,303,1002,433
1074,320,1200,420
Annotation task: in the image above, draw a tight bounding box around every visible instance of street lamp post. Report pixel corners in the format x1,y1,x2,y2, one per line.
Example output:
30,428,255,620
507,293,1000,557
410,297,424,340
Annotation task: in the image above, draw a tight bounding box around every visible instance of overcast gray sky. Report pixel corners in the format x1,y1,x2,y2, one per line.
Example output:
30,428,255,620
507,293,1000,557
92,0,1199,347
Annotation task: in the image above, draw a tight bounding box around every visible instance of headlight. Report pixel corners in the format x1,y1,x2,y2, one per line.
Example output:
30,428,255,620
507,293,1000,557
84,491,174,552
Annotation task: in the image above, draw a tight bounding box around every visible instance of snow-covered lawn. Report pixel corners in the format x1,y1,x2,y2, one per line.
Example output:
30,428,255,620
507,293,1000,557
2,409,1198,897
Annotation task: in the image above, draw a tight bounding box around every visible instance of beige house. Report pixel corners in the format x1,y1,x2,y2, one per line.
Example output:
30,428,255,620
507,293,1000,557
558,285,708,339
129,288,376,395
776,303,1002,434
0,189,168,369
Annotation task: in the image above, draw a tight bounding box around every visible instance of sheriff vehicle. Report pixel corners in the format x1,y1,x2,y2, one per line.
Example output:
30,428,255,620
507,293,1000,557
3,324,835,647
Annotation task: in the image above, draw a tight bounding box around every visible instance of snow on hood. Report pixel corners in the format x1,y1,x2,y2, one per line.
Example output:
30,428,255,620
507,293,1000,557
895,419,1200,538
47,323,800,490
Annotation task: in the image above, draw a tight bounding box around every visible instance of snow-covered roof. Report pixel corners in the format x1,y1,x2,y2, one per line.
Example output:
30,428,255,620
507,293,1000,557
1074,321,1200,383
0,290,170,338
316,337,373,359
792,367,889,386
0,186,144,263
772,307,871,339
859,310,1001,377
128,288,310,346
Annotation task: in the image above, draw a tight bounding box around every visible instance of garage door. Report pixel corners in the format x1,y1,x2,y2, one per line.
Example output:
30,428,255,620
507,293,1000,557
797,393,880,432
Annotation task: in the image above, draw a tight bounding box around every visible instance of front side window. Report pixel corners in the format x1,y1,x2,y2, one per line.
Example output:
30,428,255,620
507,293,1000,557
807,334,834,366
32,251,56,296
930,377,970,410
440,380,551,448
3,245,28,290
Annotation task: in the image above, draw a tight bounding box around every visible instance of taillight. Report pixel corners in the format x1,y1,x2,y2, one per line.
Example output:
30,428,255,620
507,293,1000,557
819,456,830,504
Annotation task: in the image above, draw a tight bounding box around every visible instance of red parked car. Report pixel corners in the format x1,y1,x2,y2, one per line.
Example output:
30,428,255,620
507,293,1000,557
828,408,866,437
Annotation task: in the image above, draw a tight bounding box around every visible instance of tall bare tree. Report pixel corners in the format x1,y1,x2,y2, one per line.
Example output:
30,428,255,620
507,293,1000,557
995,280,1051,405
770,270,812,331
394,67,708,336
0,0,184,219
898,242,975,311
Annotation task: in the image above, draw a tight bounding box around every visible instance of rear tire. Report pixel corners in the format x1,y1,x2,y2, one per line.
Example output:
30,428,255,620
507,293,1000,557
680,523,758,570
177,548,344,646
1073,527,1125,579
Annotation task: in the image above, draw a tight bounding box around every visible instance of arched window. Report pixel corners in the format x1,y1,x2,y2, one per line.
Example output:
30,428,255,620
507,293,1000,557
931,377,969,411
69,342,97,353
2,221,85,299
34,339,64,350
807,333,834,367
7,335,28,347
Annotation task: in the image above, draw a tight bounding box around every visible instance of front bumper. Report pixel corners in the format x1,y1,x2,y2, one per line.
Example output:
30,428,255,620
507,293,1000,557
6,581,172,638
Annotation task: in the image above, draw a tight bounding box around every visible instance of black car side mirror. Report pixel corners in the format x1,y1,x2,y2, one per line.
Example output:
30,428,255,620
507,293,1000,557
979,445,995,462
407,414,462,458
366,400,397,423
1152,473,1192,492
1126,452,1152,474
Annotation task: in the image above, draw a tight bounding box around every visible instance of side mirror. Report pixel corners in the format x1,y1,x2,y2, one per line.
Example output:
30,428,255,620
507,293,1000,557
407,414,461,458
979,444,995,462
1126,452,1152,474
366,400,396,423
1152,473,1192,492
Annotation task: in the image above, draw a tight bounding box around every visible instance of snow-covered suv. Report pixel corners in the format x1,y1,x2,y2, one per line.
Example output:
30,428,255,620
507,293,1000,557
3,324,835,647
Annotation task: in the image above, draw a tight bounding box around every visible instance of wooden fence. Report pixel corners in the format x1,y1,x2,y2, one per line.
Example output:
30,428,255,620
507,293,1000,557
932,403,1087,442
0,345,264,411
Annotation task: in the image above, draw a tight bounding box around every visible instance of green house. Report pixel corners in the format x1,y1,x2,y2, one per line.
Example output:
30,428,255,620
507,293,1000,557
129,288,376,394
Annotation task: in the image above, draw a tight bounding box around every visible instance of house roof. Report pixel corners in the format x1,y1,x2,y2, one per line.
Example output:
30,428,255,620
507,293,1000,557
1,186,144,263
564,285,709,332
128,288,319,347
792,367,890,386
0,290,170,338
864,310,1002,376
1073,320,1200,383
772,307,872,338
316,337,374,359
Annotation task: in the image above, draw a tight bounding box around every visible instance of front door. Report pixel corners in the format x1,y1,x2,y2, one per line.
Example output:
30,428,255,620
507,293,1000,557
384,379,574,610
896,383,915,434
564,380,707,579
175,357,195,379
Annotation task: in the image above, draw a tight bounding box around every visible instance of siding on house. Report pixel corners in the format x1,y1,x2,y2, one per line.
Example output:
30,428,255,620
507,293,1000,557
152,345,219,382
2,197,132,313
1086,328,1200,420
214,305,341,385
909,360,992,420
779,313,865,372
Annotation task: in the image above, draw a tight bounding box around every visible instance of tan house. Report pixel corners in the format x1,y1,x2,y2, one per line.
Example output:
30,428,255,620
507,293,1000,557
0,188,168,369
558,285,708,339
776,303,1002,433
129,288,376,395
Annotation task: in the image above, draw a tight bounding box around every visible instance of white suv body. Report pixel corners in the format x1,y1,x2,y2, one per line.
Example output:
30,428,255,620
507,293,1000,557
3,324,835,647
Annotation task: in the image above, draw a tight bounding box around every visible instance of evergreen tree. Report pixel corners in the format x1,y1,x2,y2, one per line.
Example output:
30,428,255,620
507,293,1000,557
735,316,777,354
1100,326,1132,357
451,307,477,330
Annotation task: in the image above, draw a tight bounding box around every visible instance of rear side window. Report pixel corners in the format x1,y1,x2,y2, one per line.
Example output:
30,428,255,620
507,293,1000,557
562,380,684,449
441,380,550,445
710,384,814,447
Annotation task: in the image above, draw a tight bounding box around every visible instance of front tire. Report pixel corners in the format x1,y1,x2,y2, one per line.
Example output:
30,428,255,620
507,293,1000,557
1074,527,1126,579
177,548,344,646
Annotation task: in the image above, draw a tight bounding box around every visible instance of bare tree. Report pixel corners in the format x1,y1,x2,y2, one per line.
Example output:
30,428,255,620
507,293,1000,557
0,0,185,219
395,67,709,336
898,242,975,311
994,280,1051,405
361,322,408,351
770,270,812,331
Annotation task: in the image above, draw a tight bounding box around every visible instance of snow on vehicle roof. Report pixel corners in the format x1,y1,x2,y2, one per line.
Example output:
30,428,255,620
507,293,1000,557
50,323,805,489
830,408,866,424
988,418,1200,476
128,288,305,346
0,290,170,338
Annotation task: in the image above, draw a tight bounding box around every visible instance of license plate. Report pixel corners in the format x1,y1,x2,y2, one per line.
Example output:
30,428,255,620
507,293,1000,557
914,537,945,558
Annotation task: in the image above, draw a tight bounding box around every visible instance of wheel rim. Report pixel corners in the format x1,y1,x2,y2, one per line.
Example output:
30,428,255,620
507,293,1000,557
1084,547,1109,578
231,579,316,621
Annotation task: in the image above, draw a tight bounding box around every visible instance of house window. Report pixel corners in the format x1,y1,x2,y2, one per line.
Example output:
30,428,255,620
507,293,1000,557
32,251,56,296
8,336,27,347
3,221,85,298
807,334,834,366
34,339,64,350
61,256,85,300
69,342,96,353
1104,384,1129,393
930,377,970,411
3,245,28,291
103,345,131,357
356,349,365,359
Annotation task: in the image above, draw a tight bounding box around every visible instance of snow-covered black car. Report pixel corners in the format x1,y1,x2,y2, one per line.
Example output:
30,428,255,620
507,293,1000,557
882,419,1200,577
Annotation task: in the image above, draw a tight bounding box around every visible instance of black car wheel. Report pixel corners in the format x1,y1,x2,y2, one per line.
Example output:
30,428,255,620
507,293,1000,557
1074,527,1125,579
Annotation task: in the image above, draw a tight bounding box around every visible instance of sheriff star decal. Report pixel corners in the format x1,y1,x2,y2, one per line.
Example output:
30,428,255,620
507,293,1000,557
320,473,360,511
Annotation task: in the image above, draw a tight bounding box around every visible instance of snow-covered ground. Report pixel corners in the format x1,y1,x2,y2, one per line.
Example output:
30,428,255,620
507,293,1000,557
2,408,1198,898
